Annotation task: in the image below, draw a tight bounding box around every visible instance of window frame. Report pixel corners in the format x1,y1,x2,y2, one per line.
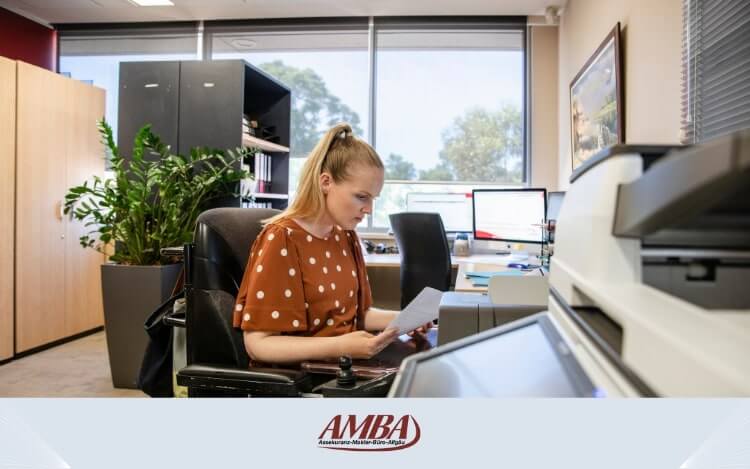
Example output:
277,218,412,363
57,16,531,233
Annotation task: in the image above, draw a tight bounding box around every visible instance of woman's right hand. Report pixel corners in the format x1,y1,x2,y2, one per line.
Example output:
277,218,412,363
337,328,399,359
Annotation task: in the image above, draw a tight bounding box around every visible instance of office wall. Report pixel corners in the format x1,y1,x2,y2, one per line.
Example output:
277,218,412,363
530,25,559,191
0,7,57,72
557,0,682,188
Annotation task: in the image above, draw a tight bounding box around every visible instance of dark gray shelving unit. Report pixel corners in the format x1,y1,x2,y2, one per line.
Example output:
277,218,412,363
118,59,291,209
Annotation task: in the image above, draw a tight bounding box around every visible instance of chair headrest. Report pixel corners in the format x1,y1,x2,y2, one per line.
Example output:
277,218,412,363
195,207,280,268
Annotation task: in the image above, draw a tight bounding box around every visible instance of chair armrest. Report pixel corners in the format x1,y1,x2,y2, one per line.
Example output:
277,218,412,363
177,364,311,397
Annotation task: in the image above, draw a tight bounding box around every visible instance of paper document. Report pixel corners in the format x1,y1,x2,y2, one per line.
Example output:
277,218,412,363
386,287,443,334
465,270,524,278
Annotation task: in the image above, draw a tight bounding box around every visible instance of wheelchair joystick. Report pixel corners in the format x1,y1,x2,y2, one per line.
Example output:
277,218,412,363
336,356,356,387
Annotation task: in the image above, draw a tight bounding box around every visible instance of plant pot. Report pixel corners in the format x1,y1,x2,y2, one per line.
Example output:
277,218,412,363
101,263,182,389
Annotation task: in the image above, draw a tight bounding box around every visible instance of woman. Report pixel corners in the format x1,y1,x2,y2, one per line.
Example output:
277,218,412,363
232,123,428,364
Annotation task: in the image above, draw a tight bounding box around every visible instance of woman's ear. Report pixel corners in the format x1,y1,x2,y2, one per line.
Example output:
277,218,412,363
319,172,332,195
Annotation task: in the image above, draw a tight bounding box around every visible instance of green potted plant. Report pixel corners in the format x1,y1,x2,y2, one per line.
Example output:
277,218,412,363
65,120,248,388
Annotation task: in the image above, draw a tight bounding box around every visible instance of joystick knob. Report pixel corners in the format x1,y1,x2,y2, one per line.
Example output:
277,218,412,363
337,355,356,387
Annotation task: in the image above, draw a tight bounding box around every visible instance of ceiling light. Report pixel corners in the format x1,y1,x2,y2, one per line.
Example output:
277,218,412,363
130,0,175,6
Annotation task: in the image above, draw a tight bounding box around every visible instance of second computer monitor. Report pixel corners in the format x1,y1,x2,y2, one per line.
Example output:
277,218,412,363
472,188,547,244
405,192,473,232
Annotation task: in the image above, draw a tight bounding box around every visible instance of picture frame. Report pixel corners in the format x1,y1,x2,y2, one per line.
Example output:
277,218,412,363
570,23,623,171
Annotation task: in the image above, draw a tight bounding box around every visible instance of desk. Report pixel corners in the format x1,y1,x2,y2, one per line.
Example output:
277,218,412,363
363,252,518,268
364,252,541,293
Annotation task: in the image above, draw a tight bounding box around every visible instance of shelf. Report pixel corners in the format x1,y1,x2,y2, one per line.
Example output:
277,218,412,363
243,192,289,200
242,134,289,153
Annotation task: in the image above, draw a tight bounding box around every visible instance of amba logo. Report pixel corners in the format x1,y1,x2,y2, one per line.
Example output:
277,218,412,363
318,414,421,452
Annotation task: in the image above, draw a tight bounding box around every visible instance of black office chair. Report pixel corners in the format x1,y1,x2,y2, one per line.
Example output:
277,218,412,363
389,212,452,309
175,208,400,397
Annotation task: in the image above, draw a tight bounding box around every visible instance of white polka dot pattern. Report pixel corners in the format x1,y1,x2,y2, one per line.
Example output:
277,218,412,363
233,221,372,336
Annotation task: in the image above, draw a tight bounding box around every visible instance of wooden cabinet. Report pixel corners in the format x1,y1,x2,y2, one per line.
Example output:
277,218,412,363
4,59,106,355
0,57,15,361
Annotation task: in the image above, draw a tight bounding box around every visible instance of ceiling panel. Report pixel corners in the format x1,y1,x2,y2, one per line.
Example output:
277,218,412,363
0,0,565,25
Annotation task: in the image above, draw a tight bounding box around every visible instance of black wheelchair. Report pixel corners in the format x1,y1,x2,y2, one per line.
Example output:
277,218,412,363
161,208,431,397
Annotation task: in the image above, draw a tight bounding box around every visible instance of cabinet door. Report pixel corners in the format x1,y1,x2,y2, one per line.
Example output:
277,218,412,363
178,60,244,154
15,62,68,353
118,61,180,162
0,57,15,361
64,78,106,337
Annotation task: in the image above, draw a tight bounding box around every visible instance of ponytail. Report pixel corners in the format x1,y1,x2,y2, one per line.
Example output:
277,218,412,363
263,123,383,225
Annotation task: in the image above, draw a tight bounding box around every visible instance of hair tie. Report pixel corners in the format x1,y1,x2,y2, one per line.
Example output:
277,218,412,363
338,130,350,139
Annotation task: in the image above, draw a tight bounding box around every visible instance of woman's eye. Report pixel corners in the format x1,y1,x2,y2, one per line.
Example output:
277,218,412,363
356,195,368,201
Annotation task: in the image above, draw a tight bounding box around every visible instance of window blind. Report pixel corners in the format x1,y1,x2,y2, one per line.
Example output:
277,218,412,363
681,0,750,143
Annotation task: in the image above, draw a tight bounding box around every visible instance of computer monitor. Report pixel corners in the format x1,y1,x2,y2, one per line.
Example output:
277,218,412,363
472,188,547,244
389,313,598,397
405,192,473,233
547,191,566,221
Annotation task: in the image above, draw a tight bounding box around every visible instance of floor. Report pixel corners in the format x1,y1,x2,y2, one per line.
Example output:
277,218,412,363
0,331,146,397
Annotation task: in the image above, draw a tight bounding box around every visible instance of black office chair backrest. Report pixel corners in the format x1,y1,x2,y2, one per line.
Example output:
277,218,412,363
389,212,452,309
187,207,280,368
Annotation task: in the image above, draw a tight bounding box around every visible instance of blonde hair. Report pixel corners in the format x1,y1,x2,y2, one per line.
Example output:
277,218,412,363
263,123,384,225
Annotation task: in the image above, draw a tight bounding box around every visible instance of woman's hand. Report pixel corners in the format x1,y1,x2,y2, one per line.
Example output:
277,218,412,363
407,321,433,337
337,328,399,359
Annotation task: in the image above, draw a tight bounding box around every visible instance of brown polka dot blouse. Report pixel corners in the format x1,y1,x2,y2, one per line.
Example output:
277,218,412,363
232,218,372,337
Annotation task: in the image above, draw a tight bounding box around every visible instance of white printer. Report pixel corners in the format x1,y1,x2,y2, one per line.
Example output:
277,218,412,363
549,130,750,396
391,129,750,398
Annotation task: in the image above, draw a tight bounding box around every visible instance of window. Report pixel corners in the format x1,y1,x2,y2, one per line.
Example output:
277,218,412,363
57,18,529,231
681,0,750,143
58,23,200,140
372,18,526,230
207,19,370,197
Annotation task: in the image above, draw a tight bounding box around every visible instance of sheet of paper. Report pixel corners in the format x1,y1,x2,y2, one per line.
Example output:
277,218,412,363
386,287,443,334
465,270,524,278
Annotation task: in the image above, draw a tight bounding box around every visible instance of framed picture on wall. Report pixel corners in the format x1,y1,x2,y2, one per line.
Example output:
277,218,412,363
570,22,623,171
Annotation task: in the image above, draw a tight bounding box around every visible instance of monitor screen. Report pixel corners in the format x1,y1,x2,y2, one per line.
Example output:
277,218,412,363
472,189,547,243
547,191,566,221
406,192,473,232
391,314,597,397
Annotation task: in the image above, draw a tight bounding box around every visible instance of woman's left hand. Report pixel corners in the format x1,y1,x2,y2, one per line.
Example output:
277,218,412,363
407,321,433,339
